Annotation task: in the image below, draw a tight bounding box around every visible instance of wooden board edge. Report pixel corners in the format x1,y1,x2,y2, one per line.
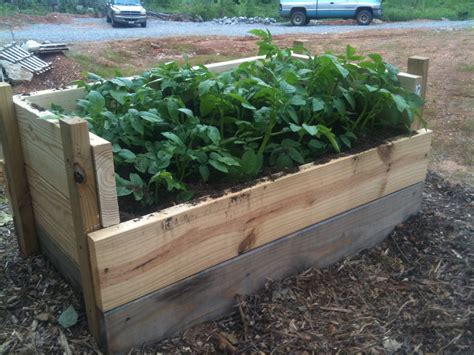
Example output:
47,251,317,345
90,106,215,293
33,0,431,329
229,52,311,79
89,134,120,227
103,182,424,353
0,159,4,184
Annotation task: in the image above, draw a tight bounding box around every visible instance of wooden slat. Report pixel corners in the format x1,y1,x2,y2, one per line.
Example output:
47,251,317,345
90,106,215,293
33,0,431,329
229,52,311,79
202,56,264,73
0,83,39,256
26,166,78,263
0,160,4,185
37,224,82,291
24,87,86,112
89,134,120,227
14,98,70,197
60,117,103,344
89,129,432,311
104,183,424,353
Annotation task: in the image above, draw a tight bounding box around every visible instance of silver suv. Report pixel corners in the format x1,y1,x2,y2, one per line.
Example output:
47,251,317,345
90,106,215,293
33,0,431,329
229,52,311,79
106,0,147,28
280,0,383,26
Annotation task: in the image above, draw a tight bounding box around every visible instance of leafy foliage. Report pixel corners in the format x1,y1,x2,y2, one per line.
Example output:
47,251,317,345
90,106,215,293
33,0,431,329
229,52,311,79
70,30,423,206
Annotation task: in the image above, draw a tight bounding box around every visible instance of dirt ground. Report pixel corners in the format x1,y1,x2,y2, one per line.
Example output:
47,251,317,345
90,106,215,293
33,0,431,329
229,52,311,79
0,28,473,353
0,172,472,353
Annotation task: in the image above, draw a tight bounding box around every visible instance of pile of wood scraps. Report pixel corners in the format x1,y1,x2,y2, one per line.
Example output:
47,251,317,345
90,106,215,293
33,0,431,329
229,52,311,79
0,43,52,75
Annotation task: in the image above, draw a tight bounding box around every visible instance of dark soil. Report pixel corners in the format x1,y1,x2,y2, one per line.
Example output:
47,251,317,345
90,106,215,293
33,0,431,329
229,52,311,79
0,171,472,353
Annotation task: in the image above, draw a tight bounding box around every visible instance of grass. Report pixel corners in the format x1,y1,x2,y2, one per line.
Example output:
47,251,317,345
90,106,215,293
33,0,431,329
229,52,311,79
383,0,473,21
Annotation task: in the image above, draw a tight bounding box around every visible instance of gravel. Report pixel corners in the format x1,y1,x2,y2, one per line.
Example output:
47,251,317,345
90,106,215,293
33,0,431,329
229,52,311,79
1,17,473,43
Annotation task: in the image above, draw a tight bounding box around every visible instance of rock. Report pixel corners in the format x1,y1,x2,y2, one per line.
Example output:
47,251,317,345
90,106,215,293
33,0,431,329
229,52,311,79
0,60,33,84
373,19,384,24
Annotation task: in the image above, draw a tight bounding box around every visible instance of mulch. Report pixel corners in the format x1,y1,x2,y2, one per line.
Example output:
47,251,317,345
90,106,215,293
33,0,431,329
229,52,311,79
0,171,472,353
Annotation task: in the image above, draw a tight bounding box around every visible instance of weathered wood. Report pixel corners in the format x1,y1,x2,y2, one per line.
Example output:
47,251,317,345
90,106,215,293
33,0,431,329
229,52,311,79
37,224,82,291
89,135,120,227
0,160,4,184
293,39,309,54
89,130,432,311
26,166,78,262
60,117,103,344
24,86,86,112
398,72,423,131
0,83,39,256
104,182,424,353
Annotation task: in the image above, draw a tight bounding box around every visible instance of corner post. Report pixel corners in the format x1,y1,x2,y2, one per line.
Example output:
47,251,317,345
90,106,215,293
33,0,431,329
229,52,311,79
0,83,39,256
60,117,104,346
397,72,423,131
407,56,429,102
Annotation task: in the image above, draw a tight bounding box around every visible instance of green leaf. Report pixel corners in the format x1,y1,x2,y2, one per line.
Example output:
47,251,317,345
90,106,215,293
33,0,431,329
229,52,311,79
118,149,136,162
162,132,185,147
178,108,194,118
241,150,263,175
218,156,240,167
302,123,318,136
288,147,305,164
206,126,221,145
280,80,297,94
177,190,194,202
276,153,293,169
140,111,162,123
312,98,325,112
58,305,78,328
110,90,127,105
392,94,409,113
289,95,306,106
289,123,302,133
198,80,216,96
209,159,228,173
199,164,210,181
308,139,326,151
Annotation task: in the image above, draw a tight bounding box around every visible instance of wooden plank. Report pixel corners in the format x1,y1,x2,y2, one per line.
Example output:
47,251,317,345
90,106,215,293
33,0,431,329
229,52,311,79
89,134,120,227
104,183,424,353
24,86,86,112
0,160,4,185
0,83,39,256
14,98,70,197
37,224,82,291
202,56,264,73
25,166,78,263
89,129,432,311
60,117,103,344
397,72,423,131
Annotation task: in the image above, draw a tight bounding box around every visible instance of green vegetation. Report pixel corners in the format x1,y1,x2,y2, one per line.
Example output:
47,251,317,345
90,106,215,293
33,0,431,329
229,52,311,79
383,0,473,21
52,30,423,206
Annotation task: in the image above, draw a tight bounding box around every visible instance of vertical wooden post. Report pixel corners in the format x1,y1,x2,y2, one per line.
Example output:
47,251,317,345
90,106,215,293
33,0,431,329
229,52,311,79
407,56,429,101
293,39,309,54
0,83,39,256
397,72,423,131
60,117,104,345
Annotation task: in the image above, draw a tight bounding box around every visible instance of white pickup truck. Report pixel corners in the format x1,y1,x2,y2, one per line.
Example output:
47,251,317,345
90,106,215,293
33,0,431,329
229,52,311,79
280,0,383,26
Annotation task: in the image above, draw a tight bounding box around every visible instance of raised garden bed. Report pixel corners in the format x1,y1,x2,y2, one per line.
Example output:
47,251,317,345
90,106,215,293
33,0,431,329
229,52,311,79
0,54,431,353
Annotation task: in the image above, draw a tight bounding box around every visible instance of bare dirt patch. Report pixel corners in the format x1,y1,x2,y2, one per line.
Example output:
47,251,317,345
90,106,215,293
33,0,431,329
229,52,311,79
0,12,82,29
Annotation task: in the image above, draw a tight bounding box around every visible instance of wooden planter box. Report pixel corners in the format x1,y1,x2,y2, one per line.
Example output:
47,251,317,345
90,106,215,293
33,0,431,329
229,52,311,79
0,55,431,353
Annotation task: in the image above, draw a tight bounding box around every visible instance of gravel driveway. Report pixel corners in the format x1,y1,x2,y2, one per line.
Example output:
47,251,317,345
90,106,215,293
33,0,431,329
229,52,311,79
1,17,473,43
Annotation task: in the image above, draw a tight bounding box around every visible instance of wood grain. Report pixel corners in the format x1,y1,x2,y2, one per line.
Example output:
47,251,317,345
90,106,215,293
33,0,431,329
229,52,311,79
89,130,432,311
60,117,103,344
0,84,38,256
14,98,70,197
90,134,120,227
26,165,78,263
24,87,86,112
104,183,424,353
397,73,423,131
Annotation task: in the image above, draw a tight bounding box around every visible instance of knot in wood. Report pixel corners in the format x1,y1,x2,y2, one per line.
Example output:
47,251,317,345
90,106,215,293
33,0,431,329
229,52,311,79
73,163,86,184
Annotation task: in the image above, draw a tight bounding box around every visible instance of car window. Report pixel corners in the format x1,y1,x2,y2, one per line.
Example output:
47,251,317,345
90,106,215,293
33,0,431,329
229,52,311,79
114,0,141,5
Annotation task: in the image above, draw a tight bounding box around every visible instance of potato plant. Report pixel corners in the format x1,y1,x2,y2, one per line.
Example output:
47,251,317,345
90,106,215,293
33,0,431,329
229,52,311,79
72,30,423,205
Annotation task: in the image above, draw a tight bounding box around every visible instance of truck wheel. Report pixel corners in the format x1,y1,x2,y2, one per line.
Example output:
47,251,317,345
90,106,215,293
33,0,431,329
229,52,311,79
106,15,111,23
141,21,147,28
291,11,307,26
356,10,373,25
